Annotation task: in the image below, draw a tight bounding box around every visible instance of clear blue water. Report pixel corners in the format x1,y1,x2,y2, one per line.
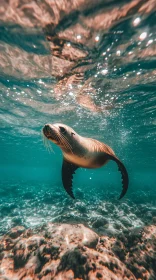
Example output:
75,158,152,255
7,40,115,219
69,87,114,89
0,3,156,236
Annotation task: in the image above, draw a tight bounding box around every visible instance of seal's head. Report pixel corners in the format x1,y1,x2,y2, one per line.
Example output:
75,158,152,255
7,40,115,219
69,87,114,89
43,123,78,152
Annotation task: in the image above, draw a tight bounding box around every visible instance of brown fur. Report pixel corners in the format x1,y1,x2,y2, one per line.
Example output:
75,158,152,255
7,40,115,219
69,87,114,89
43,123,129,199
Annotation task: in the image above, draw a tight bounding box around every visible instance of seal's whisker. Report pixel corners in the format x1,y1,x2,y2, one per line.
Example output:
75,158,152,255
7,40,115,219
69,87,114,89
61,134,73,154
63,136,73,153
55,133,67,149
57,132,73,153
53,133,62,148
41,129,54,154
54,133,61,144
56,132,72,153
61,133,72,150
41,129,46,148
44,138,52,153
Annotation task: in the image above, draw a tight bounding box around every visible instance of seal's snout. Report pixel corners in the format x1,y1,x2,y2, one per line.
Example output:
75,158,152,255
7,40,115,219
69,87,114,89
43,124,52,138
44,124,49,131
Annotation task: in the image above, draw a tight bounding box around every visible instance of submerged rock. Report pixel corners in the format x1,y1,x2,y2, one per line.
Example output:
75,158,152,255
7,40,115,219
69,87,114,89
0,223,155,279
42,223,99,249
8,226,25,239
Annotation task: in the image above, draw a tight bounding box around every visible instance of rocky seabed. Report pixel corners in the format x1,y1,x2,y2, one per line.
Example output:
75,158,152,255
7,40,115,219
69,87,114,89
0,223,155,280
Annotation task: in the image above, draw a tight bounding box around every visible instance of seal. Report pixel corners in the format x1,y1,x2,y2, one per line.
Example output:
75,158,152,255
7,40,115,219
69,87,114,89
43,123,129,199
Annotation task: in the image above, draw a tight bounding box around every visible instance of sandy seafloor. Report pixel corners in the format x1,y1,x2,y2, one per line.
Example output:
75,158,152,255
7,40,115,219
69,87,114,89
0,181,156,237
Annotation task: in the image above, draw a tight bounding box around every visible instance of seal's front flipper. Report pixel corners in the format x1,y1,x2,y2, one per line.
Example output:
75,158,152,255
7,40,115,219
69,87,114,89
109,155,129,199
62,159,79,199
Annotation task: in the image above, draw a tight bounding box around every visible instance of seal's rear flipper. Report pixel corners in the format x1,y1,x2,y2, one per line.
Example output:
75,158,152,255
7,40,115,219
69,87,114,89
62,159,79,199
109,155,129,199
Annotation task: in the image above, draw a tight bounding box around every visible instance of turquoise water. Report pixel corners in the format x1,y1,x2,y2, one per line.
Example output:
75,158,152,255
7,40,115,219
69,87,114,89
0,4,156,236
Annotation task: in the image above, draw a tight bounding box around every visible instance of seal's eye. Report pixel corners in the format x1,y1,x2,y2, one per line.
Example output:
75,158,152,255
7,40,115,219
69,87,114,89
60,126,66,134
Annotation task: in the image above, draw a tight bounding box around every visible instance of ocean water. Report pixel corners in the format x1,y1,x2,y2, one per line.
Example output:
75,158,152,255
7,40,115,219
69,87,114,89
0,1,156,237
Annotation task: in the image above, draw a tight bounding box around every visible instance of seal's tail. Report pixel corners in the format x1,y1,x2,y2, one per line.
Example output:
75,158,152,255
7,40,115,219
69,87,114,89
109,155,129,199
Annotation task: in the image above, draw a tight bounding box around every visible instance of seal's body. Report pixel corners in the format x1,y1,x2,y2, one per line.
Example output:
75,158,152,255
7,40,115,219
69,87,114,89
43,123,129,199
64,139,114,170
